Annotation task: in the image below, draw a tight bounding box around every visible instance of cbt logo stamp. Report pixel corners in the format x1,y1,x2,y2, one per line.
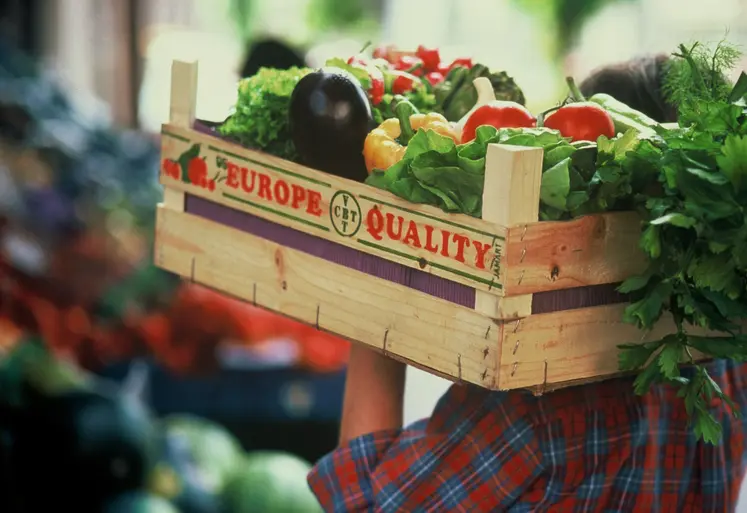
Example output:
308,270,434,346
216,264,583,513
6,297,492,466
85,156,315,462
329,190,362,237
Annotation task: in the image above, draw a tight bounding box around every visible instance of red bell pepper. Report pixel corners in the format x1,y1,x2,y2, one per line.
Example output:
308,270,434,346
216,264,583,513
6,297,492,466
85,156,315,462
346,57,385,105
416,45,441,71
449,57,473,70
395,55,424,76
390,70,420,94
425,71,445,86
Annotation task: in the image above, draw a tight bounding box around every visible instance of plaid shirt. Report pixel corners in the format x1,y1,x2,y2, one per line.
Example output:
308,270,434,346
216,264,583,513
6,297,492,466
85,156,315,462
309,359,747,512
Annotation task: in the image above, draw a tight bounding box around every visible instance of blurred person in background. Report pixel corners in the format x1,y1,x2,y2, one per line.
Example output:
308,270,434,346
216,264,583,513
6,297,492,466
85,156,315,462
240,37,306,78
308,55,747,512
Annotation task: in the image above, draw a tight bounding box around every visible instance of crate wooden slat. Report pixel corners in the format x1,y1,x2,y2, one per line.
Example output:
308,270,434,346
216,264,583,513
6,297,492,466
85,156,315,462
154,60,687,392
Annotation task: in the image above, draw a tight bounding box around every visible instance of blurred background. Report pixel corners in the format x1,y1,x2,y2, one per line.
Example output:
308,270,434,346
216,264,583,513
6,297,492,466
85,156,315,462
0,0,746,511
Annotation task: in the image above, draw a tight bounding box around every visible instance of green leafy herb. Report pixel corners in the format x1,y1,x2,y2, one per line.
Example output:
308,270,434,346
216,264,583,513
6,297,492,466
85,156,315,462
616,39,747,443
219,67,311,161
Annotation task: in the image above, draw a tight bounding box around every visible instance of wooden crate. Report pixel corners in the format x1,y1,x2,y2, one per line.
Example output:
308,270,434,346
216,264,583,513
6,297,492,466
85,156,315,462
155,60,681,393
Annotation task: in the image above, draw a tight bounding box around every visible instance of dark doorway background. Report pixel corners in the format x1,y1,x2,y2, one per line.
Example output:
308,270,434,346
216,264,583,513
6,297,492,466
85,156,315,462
0,0,42,57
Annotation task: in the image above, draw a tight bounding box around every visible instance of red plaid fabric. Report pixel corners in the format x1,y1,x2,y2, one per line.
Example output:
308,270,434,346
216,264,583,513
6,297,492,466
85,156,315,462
309,360,747,512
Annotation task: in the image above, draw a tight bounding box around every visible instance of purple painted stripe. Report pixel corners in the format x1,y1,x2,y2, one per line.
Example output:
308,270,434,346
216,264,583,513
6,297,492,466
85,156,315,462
185,194,477,308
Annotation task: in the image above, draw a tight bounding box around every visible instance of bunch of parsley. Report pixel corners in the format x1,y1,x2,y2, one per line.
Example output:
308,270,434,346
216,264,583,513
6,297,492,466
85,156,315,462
617,40,747,443
219,67,311,161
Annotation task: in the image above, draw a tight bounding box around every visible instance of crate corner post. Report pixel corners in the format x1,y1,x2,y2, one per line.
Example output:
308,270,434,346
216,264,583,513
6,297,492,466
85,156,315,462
155,60,199,277
475,143,544,321
163,59,199,213
475,143,543,389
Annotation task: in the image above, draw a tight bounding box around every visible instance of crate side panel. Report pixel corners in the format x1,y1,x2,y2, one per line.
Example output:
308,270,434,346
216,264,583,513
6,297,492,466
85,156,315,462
497,303,715,390
155,206,501,388
504,212,646,296
185,194,476,308
160,123,507,295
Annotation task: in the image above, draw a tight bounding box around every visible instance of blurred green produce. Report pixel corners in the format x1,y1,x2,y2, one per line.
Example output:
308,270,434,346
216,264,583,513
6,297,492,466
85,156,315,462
222,452,322,513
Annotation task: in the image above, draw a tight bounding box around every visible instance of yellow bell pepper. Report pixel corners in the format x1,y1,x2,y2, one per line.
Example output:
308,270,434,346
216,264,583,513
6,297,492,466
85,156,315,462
363,102,459,174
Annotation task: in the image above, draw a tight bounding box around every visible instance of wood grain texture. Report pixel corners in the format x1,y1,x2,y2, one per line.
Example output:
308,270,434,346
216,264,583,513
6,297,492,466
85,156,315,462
496,303,713,390
504,211,647,296
155,204,501,388
475,144,544,320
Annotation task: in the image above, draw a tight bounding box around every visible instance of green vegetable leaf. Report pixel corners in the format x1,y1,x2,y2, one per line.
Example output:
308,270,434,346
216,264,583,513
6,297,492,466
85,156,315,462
618,340,663,371
686,252,737,292
649,212,697,229
597,129,639,161
617,271,654,294
639,224,662,259
687,334,747,360
540,158,571,210
657,337,683,379
324,58,372,88
716,134,747,193
623,281,671,329
404,129,456,160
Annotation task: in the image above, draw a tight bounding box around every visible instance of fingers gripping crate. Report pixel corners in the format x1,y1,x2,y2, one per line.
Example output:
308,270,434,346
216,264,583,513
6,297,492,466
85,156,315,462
155,60,677,392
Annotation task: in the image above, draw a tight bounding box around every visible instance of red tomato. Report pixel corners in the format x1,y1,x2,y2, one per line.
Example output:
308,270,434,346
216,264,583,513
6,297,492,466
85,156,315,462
161,159,178,178
543,103,615,142
416,45,441,71
461,102,536,144
187,157,208,186
207,179,216,192
425,71,445,86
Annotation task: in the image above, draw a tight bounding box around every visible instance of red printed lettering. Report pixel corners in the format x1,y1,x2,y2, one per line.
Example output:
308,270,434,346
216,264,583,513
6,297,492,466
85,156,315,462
226,162,240,188
472,240,491,269
367,208,384,240
440,230,451,258
423,225,439,253
452,234,470,263
240,167,256,193
307,190,322,217
274,180,290,205
291,184,306,209
257,174,272,200
402,221,422,248
386,214,404,240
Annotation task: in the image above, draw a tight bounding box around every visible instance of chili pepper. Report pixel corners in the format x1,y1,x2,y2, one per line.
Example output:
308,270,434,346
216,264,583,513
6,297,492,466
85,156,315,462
363,99,459,173
347,56,368,66
449,57,473,70
437,63,452,75
416,45,441,71
395,55,424,76
373,44,396,62
425,71,445,86
347,59,385,105
367,65,385,105
390,70,420,94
